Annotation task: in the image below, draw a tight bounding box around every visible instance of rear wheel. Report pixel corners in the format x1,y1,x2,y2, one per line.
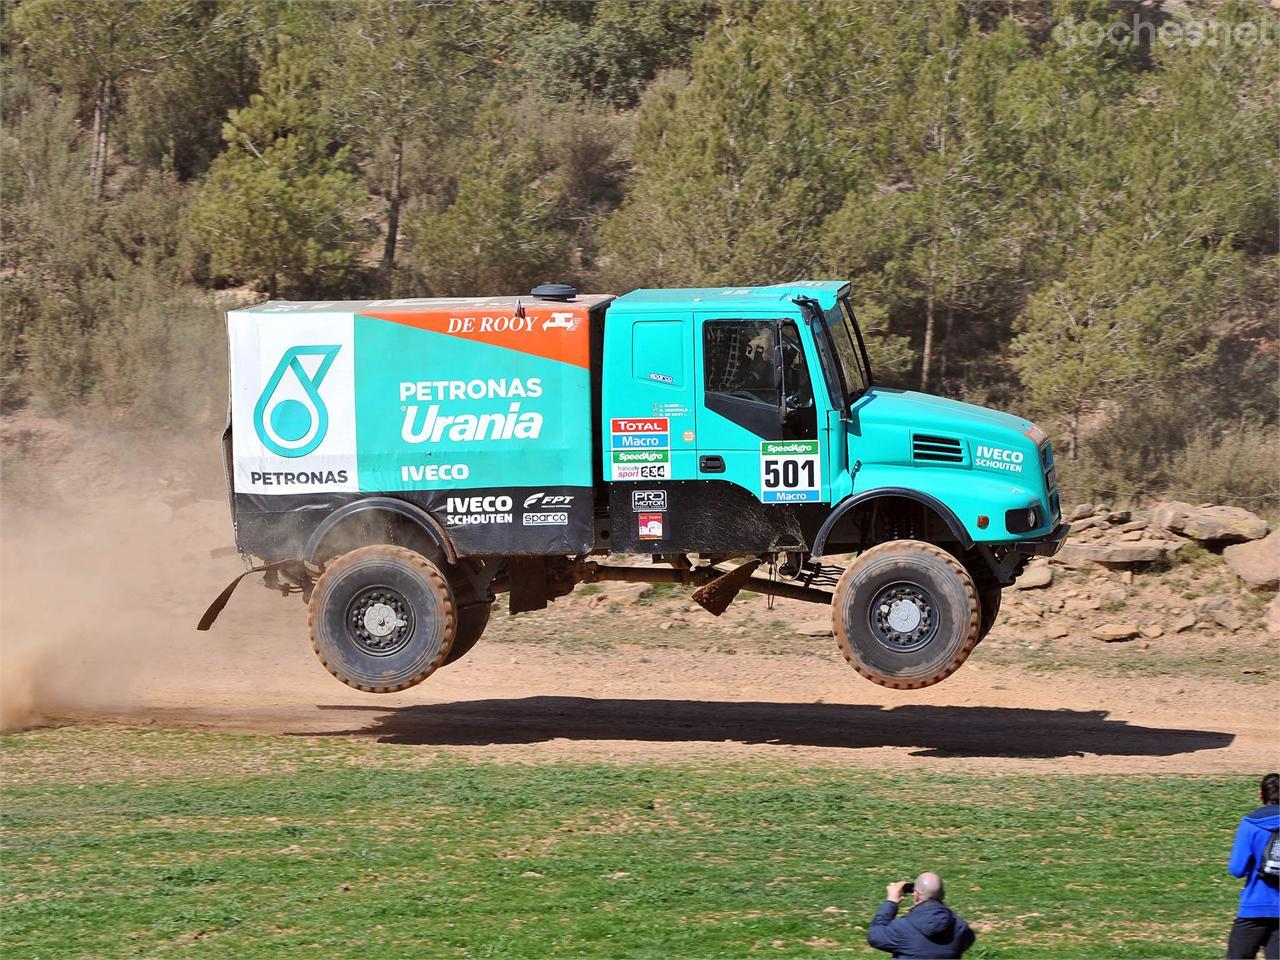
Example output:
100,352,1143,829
833,540,981,689
308,545,456,692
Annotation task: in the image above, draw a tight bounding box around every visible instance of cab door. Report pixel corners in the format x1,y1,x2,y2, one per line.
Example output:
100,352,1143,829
693,314,830,504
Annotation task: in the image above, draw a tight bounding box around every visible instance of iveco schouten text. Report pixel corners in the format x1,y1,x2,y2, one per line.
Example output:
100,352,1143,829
201,283,1069,691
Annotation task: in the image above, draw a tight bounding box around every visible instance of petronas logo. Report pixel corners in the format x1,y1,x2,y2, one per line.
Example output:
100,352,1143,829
253,345,341,458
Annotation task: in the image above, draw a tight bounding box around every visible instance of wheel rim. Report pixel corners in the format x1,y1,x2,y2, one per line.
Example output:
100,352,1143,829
345,585,416,656
867,581,939,653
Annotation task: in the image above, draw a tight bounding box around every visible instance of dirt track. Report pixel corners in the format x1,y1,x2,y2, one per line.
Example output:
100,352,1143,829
2,490,1276,774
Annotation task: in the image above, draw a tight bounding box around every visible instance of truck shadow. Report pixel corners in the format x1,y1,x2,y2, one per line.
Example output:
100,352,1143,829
304,697,1234,759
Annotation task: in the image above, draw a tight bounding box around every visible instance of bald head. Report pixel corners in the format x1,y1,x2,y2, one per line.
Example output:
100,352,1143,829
914,872,944,902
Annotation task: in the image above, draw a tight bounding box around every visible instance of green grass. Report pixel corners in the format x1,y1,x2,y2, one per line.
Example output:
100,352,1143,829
0,727,1250,959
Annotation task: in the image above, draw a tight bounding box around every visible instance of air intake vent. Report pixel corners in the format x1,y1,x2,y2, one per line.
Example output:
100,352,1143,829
912,434,964,463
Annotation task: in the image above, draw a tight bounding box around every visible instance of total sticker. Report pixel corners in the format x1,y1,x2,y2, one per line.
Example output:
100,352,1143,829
638,512,664,539
760,440,821,503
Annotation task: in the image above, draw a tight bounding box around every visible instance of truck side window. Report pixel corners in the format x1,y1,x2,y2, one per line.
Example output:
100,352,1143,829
702,319,783,439
704,320,777,404
780,321,817,441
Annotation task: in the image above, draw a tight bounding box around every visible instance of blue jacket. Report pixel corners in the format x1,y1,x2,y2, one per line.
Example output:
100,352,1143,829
867,899,975,959
1229,804,1280,918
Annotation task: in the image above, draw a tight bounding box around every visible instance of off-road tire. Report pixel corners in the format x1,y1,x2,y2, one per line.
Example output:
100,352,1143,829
308,545,456,693
975,575,1002,642
833,539,981,690
443,598,491,667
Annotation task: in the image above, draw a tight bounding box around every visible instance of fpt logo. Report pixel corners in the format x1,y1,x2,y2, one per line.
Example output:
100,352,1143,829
253,345,341,458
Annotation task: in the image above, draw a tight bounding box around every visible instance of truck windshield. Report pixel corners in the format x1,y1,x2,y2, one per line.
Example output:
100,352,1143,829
819,298,871,405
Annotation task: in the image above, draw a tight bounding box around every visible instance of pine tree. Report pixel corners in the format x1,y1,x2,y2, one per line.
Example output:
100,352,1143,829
407,105,569,296
188,36,367,298
12,0,223,200
320,1,486,294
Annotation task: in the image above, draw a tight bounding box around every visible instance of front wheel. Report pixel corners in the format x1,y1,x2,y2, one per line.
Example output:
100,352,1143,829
308,545,457,693
833,540,981,689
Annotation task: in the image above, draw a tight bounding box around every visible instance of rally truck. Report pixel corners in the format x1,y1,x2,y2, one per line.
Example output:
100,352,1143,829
200,282,1068,691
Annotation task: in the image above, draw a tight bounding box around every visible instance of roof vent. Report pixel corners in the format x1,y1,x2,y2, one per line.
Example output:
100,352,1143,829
912,434,964,463
530,283,577,302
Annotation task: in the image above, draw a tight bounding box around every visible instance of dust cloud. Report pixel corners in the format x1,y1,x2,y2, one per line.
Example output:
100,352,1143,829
0,419,250,730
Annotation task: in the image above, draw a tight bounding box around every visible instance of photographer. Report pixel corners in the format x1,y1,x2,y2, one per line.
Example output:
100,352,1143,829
867,872,975,959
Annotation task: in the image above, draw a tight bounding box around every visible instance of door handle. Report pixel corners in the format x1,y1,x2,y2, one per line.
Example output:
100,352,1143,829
699,455,725,474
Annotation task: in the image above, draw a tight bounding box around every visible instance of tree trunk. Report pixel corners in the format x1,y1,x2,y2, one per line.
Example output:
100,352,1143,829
920,290,936,392
90,80,113,203
380,142,404,297
939,306,954,383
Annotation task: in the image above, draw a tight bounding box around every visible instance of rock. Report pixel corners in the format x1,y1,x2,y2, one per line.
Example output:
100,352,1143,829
1089,541,1184,565
1012,559,1053,590
1065,502,1096,521
1265,596,1280,636
1118,519,1148,533
1064,596,1102,614
1044,620,1071,639
1011,601,1043,620
1151,501,1269,543
1074,517,1112,531
1140,624,1164,639
795,619,833,637
1196,596,1242,632
1171,611,1197,633
1102,587,1127,603
1223,530,1280,589
607,582,654,604
1052,545,1096,568
1074,528,1104,541
1118,530,1143,541
1104,510,1132,524
1093,623,1140,642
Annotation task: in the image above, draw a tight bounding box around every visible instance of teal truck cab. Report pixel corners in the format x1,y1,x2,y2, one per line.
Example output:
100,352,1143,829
203,281,1067,691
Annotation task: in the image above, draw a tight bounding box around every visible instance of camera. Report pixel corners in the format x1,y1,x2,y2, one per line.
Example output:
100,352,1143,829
901,882,915,894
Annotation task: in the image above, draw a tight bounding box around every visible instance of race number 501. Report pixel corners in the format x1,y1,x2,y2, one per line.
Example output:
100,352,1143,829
760,440,821,503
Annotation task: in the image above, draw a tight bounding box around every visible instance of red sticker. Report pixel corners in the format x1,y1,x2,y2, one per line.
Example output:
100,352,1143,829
638,513,664,539
611,418,668,434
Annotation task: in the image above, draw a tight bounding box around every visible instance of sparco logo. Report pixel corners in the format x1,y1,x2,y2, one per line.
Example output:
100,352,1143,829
975,445,1025,473
523,511,569,526
254,345,341,458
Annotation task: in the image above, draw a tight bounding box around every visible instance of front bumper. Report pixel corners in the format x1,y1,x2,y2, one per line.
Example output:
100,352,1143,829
1015,521,1071,558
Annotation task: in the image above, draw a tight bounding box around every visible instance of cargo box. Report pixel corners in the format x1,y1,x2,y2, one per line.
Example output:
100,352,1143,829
227,295,612,559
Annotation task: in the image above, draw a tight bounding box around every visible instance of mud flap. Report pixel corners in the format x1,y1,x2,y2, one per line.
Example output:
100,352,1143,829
691,559,762,616
196,560,301,631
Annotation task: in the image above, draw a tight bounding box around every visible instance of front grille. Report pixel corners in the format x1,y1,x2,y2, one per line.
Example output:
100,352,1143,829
1041,443,1060,519
912,434,964,463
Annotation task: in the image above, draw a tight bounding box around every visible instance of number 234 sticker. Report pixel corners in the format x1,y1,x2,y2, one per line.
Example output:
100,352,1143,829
760,440,821,503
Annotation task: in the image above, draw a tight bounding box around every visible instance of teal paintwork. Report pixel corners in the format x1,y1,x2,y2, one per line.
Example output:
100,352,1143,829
601,282,1059,547
850,388,1055,542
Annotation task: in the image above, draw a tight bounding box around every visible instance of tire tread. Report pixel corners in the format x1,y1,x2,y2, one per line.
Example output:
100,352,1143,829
833,539,980,690
307,545,456,693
